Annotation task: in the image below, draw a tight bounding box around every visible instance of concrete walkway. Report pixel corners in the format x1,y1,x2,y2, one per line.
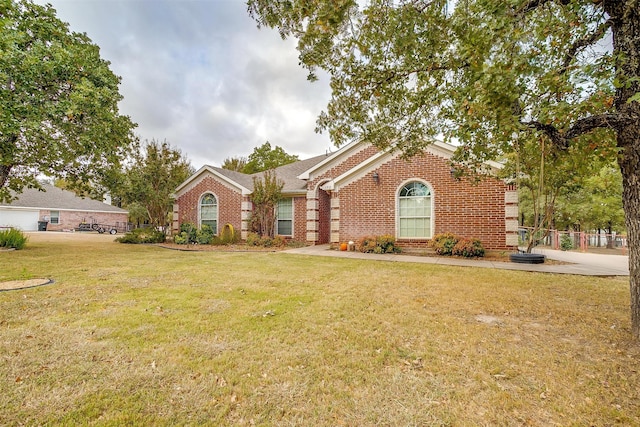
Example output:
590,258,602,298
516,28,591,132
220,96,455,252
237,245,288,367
283,245,630,277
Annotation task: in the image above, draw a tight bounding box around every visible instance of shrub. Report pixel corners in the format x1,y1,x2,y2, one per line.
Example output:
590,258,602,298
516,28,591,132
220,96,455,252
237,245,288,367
376,234,401,254
272,235,288,248
178,223,198,244
560,234,573,251
357,235,400,254
244,232,288,248
430,233,459,255
452,238,485,258
219,223,239,244
245,232,261,246
196,224,215,245
173,233,189,245
0,228,28,250
116,227,166,244
357,236,377,253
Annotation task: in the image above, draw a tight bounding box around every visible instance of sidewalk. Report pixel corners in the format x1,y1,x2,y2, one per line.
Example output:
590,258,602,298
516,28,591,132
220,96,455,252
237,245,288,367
283,245,630,277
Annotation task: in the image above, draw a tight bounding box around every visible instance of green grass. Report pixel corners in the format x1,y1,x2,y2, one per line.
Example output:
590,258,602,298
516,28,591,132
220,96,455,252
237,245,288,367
1,233,638,426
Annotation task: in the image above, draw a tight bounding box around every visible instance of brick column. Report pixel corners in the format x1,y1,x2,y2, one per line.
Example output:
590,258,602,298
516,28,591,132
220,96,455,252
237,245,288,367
241,198,252,240
172,204,179,234
330,195,340,244
504,185,519,248
306,189,319,244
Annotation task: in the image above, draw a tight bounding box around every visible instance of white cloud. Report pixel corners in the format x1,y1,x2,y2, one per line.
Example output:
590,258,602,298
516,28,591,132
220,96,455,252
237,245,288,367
36,0,334,168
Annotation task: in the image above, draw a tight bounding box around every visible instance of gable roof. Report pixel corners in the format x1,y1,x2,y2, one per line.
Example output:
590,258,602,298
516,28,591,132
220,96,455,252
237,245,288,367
0,184,127,213
260,154,329,193
175,154,330,197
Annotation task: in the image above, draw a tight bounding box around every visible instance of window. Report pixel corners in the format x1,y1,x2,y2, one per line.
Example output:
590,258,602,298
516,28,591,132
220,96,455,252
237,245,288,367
200,193,217,233
398,182,432,238
50,211,60,225
276,198,293,236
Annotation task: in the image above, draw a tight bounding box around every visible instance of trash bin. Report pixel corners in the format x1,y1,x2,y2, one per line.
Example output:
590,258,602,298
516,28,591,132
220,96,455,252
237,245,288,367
37,221,48,231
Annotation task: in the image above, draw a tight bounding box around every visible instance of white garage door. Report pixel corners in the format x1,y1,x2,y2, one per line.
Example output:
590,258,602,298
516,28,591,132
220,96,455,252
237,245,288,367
0,209,40,231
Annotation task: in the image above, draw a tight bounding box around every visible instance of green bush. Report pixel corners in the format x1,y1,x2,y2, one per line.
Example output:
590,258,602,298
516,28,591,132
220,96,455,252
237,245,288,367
196,224,215,245
430,233,459,255
357,235,400,254
0,228,28,250
452,238,485,258
177,223,198,244
116,227,166,244
173,233,188,245
560,234,573,251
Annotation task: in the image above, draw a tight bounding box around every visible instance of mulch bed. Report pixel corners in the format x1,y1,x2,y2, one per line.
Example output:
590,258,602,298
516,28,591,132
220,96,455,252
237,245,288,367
0,278,54,292
155,243,286,252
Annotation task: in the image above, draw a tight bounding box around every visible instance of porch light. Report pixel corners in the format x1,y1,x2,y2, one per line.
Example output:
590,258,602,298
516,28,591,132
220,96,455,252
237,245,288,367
372,171,380,183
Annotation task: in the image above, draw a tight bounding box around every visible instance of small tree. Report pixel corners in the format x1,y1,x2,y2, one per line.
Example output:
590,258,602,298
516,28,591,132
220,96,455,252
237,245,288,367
118,140,194,228
249,169,283,238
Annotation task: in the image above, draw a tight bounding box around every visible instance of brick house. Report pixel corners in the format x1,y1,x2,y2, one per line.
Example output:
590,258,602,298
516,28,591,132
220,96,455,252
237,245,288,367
0,184,128,232
173,140,519,250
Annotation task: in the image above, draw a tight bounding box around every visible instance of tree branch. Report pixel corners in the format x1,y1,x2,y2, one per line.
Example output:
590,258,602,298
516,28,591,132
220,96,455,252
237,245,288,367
560,20,612,73
374,61,468,87
564,113,629,139
523,120,568,148
516,0,571,15
522,113,631,149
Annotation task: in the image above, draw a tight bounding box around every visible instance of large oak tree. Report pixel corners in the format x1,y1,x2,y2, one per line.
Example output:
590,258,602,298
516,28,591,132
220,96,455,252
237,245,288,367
248,0,640,337
0,0,136,202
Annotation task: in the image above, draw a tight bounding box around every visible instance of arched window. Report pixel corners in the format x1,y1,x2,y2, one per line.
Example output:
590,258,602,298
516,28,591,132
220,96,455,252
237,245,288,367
398,181,432,239
200,193,217,233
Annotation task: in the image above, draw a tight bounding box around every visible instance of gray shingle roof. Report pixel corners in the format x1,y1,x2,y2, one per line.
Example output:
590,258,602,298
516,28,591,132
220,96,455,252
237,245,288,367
200,154,331,194
1,184,127,213
249,154,331,193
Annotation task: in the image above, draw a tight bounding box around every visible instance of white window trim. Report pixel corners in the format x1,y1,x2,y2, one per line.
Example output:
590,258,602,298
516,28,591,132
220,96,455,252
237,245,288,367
395,179,434,240
276,198,294,236
198,192,219,233
49,210,60,225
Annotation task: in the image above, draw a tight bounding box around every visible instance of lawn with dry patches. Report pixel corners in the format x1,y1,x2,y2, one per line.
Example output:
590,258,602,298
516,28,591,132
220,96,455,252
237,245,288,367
1,232,638,425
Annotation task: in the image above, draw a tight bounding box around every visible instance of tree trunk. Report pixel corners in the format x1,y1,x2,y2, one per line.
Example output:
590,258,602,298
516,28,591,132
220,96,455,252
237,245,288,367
619,141,640,340
606,222,614,249
607,0,640,340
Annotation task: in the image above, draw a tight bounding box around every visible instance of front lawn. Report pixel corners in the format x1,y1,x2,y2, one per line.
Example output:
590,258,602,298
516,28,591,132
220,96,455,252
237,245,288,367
1,233,638,425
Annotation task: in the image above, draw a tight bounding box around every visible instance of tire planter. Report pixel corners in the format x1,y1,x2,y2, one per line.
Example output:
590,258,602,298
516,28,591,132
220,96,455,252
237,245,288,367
509,253,546,264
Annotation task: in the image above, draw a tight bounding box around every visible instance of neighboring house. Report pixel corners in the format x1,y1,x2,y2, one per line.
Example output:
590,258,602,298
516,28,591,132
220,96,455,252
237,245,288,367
174,140,519,250
0,184,128,232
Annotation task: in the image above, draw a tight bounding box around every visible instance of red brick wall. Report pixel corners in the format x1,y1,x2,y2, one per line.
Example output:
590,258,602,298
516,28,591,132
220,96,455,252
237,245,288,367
175,176,243,234
336,153,508,250
41,210,128,232
309,145,379,190
292,196,306,241
317,188,331,244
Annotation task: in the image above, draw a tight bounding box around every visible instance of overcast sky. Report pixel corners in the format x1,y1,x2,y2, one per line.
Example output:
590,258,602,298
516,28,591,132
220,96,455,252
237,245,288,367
34,0,334,169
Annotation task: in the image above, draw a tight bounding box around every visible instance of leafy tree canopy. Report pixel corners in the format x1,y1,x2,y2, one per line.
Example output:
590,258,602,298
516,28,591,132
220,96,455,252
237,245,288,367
116,140,194,228
248,0,640,337
221,156,248,172
243,142,299,174
0,0,137,203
